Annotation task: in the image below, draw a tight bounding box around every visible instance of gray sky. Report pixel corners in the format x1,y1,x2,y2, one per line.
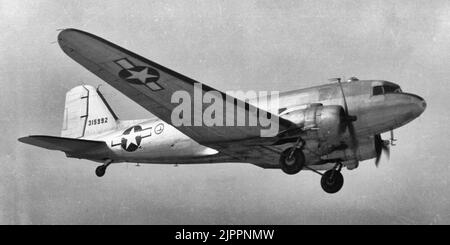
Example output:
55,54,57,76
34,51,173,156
1,0,449,224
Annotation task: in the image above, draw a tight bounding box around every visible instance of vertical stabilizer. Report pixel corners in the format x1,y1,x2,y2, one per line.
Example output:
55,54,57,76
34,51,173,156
61,85,118,138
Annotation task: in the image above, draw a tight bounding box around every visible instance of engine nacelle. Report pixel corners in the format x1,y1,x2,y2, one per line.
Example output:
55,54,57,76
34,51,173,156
322,136,377,164
281,104,346,142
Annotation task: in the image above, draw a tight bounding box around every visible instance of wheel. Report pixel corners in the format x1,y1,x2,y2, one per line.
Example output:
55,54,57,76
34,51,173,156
95,165,106,177
320,170,344,194
279,148,305,175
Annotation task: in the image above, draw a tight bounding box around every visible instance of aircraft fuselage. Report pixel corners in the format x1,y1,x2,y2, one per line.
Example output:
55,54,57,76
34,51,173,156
81,79,425,168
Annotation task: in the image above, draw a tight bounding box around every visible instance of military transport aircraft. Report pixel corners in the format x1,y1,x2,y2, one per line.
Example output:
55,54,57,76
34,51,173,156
18,29,426,193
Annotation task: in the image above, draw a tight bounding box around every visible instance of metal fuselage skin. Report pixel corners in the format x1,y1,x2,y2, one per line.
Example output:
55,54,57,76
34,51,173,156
276,80,426,137
84,80,426,166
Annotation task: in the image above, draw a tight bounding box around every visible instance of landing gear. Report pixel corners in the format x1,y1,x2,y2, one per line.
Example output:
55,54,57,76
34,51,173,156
95,159,112,177
279,148,305,175
279,137,306,175
320,163,344,194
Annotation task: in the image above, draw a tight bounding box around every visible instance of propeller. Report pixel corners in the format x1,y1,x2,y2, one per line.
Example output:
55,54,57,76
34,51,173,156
330,78,358,150
331,78,390,167
374,134,390,167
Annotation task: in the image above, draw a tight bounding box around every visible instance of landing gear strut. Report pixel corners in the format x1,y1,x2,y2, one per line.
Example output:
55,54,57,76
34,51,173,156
320,162,344,194
95,159,112,177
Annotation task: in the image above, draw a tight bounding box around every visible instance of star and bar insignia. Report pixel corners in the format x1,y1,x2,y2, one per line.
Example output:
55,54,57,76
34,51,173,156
111,125,152,152
115,58,163,91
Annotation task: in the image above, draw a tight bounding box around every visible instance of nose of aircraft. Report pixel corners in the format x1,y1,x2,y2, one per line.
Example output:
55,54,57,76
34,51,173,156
409,93,426,117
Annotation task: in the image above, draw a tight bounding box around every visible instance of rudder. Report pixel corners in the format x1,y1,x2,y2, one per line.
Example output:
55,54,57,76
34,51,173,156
61,85,118,138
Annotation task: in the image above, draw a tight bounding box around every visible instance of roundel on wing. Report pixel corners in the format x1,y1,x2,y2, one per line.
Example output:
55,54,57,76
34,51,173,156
121,125,143,152
118,66,160,85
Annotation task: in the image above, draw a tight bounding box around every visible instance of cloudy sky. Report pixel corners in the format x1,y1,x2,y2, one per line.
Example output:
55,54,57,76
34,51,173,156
1,0,449,224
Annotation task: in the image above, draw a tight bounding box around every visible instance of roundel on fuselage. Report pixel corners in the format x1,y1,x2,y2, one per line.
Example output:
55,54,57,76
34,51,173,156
121,125,143,152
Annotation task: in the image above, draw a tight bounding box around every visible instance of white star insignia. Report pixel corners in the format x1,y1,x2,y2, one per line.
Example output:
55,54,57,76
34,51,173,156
124,127,140,149
127,68,158,84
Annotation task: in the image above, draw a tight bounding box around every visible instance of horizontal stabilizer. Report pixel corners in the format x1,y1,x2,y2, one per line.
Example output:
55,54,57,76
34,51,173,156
18,135,107,153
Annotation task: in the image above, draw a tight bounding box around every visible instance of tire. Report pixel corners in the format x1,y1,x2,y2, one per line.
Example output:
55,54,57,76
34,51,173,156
95,166,106,177
320,170,344,194
279,148,305,175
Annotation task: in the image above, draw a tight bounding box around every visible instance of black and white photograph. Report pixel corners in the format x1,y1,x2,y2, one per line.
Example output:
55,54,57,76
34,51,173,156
1,0,449,229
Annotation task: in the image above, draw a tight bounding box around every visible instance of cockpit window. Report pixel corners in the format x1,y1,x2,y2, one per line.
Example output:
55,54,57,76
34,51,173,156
383,84,402,93
373,84,402,95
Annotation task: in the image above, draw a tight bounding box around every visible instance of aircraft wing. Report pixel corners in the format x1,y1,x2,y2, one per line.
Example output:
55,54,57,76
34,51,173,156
57,29,295,147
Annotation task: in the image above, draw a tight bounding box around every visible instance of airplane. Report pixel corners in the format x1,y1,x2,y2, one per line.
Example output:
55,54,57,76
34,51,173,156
18,29,426,194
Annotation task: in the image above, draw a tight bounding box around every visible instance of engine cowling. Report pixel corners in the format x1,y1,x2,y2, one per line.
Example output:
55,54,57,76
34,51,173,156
322,136,378,165
281,104,346,141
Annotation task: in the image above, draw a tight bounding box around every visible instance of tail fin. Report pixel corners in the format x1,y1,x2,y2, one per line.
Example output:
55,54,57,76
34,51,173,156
61,85,118,138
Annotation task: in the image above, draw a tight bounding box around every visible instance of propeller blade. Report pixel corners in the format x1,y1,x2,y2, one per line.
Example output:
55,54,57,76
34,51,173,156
374,134,390,167
336,78,359,150
375,155,381,167
382,141,390,159
347,119,358,148
336,78,349,114
374,134,382,167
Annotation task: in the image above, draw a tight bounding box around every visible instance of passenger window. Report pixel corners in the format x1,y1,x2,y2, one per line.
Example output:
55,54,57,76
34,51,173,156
373,86,384,95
